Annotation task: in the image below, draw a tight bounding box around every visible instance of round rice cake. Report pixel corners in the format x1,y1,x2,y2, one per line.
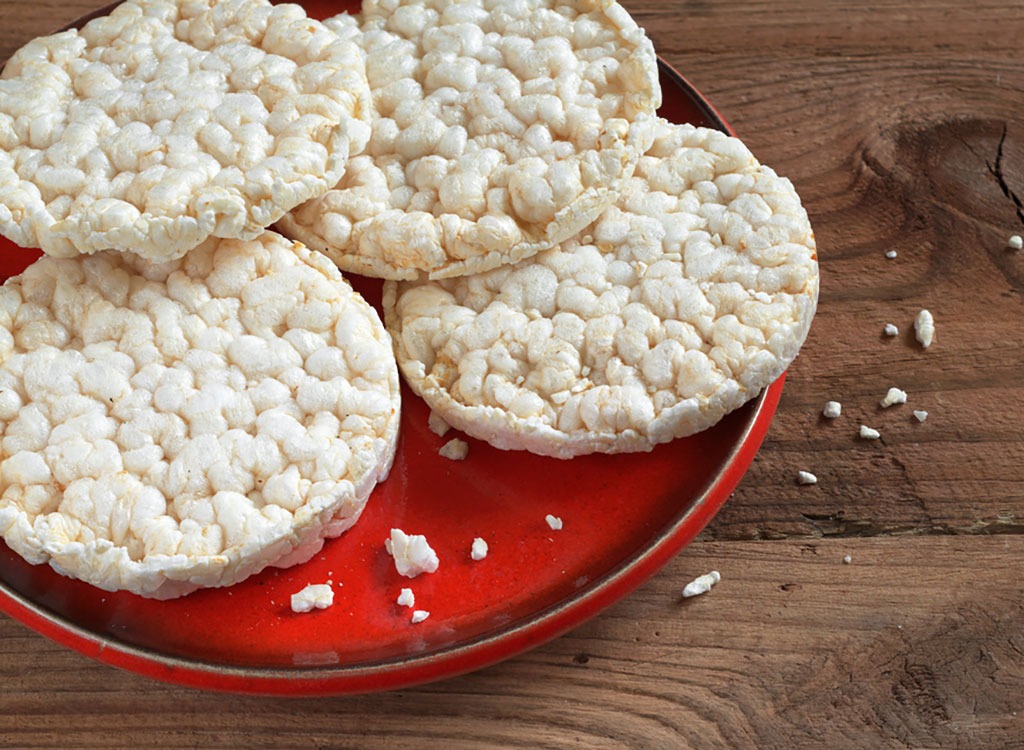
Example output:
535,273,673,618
384,120,818,458
278,0,661,280
0,231,400,599
0,0,373,262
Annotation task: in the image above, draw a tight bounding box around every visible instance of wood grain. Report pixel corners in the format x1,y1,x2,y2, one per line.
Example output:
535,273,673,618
2,538,1023,748
1,0,1023,747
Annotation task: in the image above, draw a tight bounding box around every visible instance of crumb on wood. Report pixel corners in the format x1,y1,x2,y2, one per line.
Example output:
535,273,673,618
797,470,818,485
682,571,721,598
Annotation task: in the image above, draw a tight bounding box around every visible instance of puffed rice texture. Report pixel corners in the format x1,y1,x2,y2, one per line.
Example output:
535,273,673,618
280,0,661,280
384,120,818,457
0,231,400,598
0,0,373,261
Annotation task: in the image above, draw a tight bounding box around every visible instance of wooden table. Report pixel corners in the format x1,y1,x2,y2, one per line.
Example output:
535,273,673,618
1,1,1023,747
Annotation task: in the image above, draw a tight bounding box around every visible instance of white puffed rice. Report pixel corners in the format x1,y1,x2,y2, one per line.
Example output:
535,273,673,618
681,570,720,598
913,410,929,422
439,438,469,461
797,471,818,485
385,529,439,578
859,425,881,440
383,121,818,457
1009,235,1022,250
915,310,935,349
885,250,898,259
0,0,373,261
822,401,842,419
291,583,335,613
427,410,451,437
545,514,563,531
280,0,661,280
883,323,899,337
880,387,907,407
0,232,400,599
396,587,415,607
470,537,488,561
411,609,430,624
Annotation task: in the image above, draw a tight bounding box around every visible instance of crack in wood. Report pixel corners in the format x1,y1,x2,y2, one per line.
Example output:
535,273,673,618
986,124,1024,226
704,516,1024,541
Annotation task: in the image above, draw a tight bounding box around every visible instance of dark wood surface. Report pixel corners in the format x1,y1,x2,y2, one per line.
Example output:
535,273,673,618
2,0,1023,747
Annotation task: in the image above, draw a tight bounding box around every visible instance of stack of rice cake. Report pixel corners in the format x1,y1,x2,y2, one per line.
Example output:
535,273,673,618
0,0,817,597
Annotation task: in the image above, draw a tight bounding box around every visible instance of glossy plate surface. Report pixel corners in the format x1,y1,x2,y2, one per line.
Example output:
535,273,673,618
0,0,783,695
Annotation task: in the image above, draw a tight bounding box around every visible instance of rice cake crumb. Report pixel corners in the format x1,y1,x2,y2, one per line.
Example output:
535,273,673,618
411,610,430,624
397,588,415,608
883,323,899,337
1009,235,1023,250
915,310,935,349
470,538,488,561
822,401,842,419
545,515,563,531
439,438,469,461
428,411,452,437
797,471,818,485
385,529,439,578
880,387,908,407
682,571,720,598
860,425,881,440
291,584,335,613
913,410,929,422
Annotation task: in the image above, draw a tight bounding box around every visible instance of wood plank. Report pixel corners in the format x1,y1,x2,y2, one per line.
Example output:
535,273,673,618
0,1,1023,747
2,536,1022,748
700,56,1024,538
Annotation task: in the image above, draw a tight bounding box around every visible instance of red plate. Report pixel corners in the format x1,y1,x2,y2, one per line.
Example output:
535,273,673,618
0,1,783,695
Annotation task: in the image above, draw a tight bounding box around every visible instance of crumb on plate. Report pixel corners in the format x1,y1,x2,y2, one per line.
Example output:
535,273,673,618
439,438,469,460
385,529,439,578
397,588,415,608
470,537,488,561
428,410,451,437
291,583,334,613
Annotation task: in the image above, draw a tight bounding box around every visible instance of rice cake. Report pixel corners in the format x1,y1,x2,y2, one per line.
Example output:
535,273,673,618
279,0,661,280
0,231,400,598
384,120,818,457
0,0,373,261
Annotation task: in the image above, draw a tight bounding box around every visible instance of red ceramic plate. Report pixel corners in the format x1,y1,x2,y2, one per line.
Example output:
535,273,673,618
0,1,784,696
